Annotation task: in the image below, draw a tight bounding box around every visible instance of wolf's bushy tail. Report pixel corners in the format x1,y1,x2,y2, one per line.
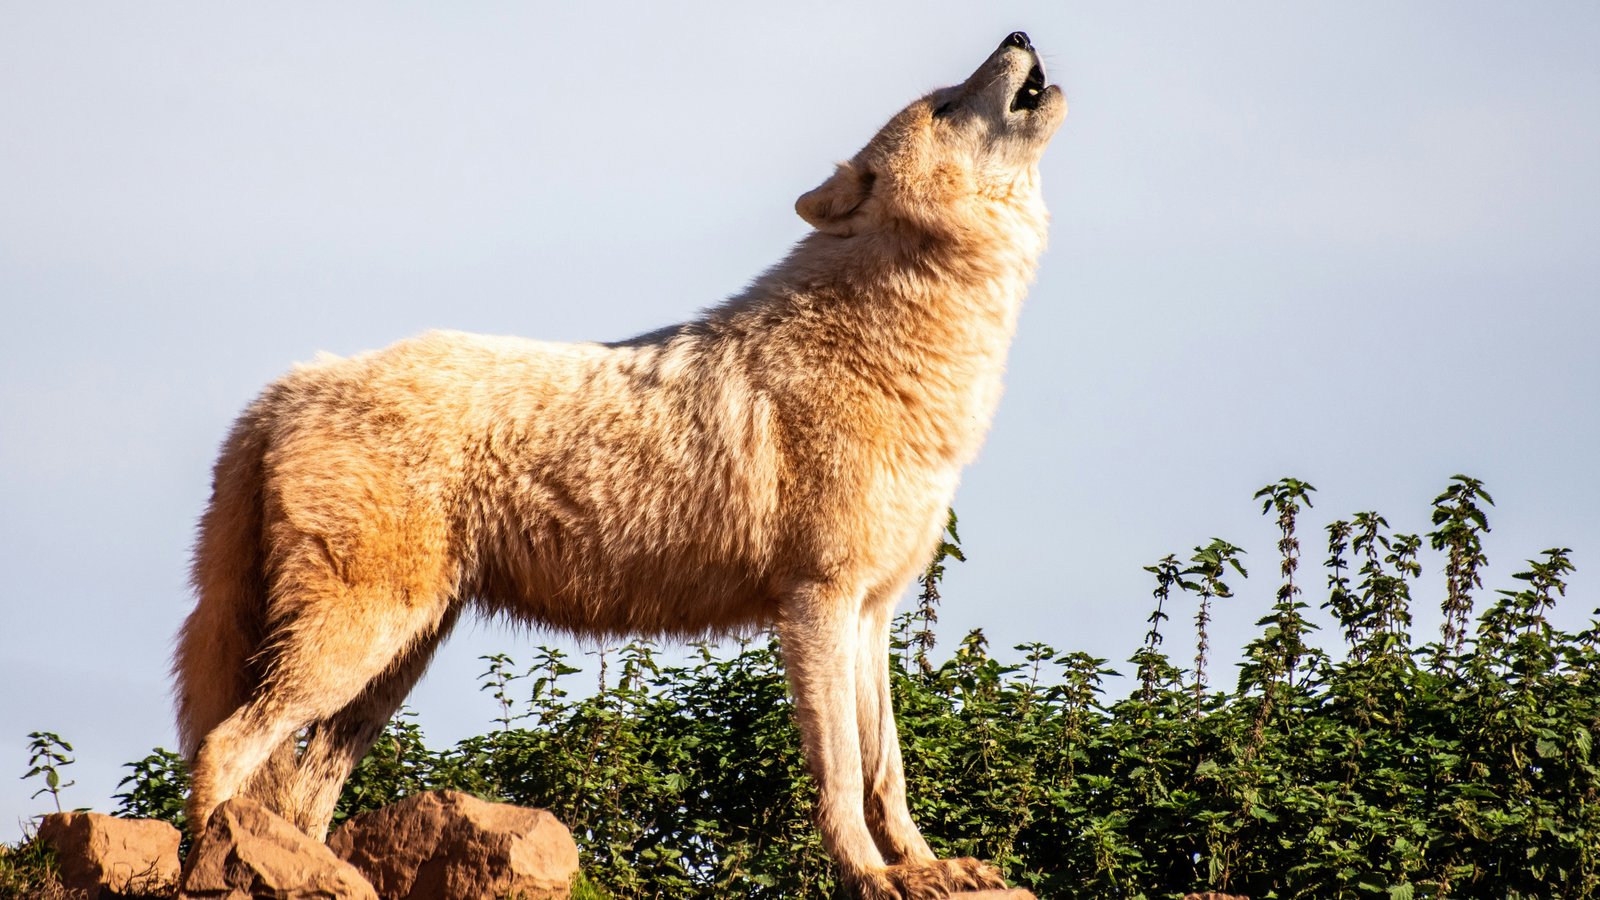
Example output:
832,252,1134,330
174,415,270,759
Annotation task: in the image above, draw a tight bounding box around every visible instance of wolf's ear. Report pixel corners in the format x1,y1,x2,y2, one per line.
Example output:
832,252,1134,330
796,163,874,236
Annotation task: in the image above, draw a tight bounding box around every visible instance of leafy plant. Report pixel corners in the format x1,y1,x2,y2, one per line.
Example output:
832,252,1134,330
21,732,76,814
28,476,1600,900
113,747,189,834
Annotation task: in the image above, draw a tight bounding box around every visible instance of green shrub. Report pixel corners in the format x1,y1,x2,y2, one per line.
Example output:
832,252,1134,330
63,477,1600,898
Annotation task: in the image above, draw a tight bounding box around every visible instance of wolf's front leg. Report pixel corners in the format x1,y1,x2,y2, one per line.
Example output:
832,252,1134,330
854,601,1009,894
778,585,887,884
855,600,936,865
780,584,1004,899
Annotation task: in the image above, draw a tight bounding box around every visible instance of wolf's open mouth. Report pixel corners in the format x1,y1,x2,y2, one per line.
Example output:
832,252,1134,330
1010,62,1046,112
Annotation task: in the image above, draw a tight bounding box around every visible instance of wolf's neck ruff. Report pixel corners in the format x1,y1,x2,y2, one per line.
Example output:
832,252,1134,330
744,179,1048,461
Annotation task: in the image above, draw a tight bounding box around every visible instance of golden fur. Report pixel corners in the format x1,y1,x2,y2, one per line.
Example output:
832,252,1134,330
175,34,1064,899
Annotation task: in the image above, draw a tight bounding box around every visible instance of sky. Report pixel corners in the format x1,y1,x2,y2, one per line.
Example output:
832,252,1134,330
2,3,1598,840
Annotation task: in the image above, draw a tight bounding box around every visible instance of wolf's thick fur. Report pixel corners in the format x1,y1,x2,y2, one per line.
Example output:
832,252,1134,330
175,34,1063,899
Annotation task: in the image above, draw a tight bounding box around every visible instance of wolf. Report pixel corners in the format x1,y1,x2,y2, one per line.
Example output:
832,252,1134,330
175,31,1064,899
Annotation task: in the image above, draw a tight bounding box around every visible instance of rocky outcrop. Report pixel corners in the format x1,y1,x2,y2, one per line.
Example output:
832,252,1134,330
328,790,579,900
35,796,1148,900
35,811,182,898
178,797,377,899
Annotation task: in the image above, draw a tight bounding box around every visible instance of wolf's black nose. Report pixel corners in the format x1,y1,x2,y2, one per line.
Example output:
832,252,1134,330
1003,32,1032,51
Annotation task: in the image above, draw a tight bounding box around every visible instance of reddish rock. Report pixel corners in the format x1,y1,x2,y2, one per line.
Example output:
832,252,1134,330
35,811,181,898
329,790,579,900
179,797,377,899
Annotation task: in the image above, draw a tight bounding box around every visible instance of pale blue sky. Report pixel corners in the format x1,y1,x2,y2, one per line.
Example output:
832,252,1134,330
3,3,1598,838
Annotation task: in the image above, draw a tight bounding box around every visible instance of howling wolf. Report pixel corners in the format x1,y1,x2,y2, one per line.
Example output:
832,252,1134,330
176,32,1064,899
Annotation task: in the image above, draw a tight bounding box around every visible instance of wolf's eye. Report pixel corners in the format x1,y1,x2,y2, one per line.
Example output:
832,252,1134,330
932,101,956,120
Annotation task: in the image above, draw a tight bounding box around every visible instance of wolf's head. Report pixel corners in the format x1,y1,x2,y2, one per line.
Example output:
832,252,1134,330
796,32,1066,239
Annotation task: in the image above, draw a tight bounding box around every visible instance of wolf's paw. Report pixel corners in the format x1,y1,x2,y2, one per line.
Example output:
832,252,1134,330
853,857,1008,899
937,856,1009,892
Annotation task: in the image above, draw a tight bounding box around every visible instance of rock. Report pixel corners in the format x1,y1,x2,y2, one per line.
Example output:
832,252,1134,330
179,797,377,899
329,790,579,900
35,811,182,898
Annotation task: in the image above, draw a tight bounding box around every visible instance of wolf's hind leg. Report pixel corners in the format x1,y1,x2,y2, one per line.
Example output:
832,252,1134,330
185,576,453,835
239,739,301,818
273,604,461,840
